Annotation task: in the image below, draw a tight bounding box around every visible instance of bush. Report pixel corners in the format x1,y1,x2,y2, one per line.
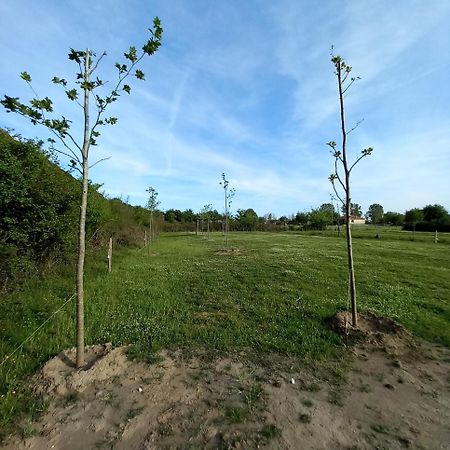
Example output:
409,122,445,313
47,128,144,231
0,130,148,288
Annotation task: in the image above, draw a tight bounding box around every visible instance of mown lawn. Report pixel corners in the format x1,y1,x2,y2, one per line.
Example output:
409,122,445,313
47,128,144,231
1,230,449,437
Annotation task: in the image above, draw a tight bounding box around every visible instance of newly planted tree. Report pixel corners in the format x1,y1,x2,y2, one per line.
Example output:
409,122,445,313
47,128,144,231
201,203,213,237
146,186,160,248
1,19,163,367
219,173,235,248
327,52,373,327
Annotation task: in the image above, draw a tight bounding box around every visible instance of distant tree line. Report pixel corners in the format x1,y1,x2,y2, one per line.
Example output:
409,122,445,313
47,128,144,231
363,203,450,231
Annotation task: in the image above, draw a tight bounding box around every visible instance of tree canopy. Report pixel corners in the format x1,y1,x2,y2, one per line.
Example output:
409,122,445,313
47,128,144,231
366,203,384,224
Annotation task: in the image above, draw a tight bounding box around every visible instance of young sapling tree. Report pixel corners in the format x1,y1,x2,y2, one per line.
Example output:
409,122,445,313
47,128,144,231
327,51,373,327
145,186,160,250
1,18,163,367
201,203,213,238
219,173,235,248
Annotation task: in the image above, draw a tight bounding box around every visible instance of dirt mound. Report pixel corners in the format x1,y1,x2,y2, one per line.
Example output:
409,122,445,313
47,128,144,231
31,343,124,397
328,311,418,358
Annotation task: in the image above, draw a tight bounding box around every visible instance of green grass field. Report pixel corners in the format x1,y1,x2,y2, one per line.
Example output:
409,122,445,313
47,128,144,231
1,229,449,437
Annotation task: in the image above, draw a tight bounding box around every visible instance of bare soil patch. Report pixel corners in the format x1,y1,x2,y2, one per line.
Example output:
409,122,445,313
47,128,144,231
2,326,450,450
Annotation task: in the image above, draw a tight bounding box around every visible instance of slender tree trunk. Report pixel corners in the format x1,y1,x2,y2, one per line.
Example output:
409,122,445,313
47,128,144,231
224,187,228,248
107,236,113,273
76,49,91,368
338,62,357,327
148,211,152,256
150,211,154,241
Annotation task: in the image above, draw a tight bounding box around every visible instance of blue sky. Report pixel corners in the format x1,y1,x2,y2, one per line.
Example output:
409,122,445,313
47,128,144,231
1,0,449,217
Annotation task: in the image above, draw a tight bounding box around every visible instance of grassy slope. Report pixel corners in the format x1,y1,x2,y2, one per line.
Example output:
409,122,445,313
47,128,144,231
1,229,449,436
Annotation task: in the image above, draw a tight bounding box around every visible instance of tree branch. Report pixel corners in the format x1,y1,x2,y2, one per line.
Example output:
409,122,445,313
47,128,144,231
90,51,146,139
330,181,345,205
51,146,82,166
349,153,369,173
70,165,83,176
89,156,111,169
334,156,347,192
342,77,360,95
90,52,107,75
24,80,40,99
346,118,364,135
11,106,82,161
342,71,350,84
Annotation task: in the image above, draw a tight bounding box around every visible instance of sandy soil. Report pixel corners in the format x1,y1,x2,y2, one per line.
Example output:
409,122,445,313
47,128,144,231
2,314,450,450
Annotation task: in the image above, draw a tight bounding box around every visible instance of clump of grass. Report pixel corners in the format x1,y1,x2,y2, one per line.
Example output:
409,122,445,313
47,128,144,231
0,390,47,442
304,382,321,392
20,418,38,439
260,424,281,439
225,405,249,424
328,389,345,407
302,399,314,407
126,406,144,421
64,392,79,405
370,424,391,435
359,383,372,393
299,413,312,424
104,391,119,408
245,381,263,410
126,343,162,365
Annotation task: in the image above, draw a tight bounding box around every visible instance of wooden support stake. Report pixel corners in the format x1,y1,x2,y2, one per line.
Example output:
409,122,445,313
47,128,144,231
107,237,113,273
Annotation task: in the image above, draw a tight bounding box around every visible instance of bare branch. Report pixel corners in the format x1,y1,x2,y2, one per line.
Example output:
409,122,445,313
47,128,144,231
342,71,350,84
334,155,346,192
346,118,364,135
24,80,40,99
330,179,345,205
342,76,360,95
90,51,107,75
89,156,111,169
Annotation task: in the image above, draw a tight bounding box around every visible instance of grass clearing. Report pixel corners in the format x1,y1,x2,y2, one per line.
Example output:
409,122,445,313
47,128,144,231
1,229,449,438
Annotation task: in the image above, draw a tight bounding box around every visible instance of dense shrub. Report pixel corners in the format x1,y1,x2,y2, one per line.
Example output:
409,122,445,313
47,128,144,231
0,131,79,282
0,130,146,288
